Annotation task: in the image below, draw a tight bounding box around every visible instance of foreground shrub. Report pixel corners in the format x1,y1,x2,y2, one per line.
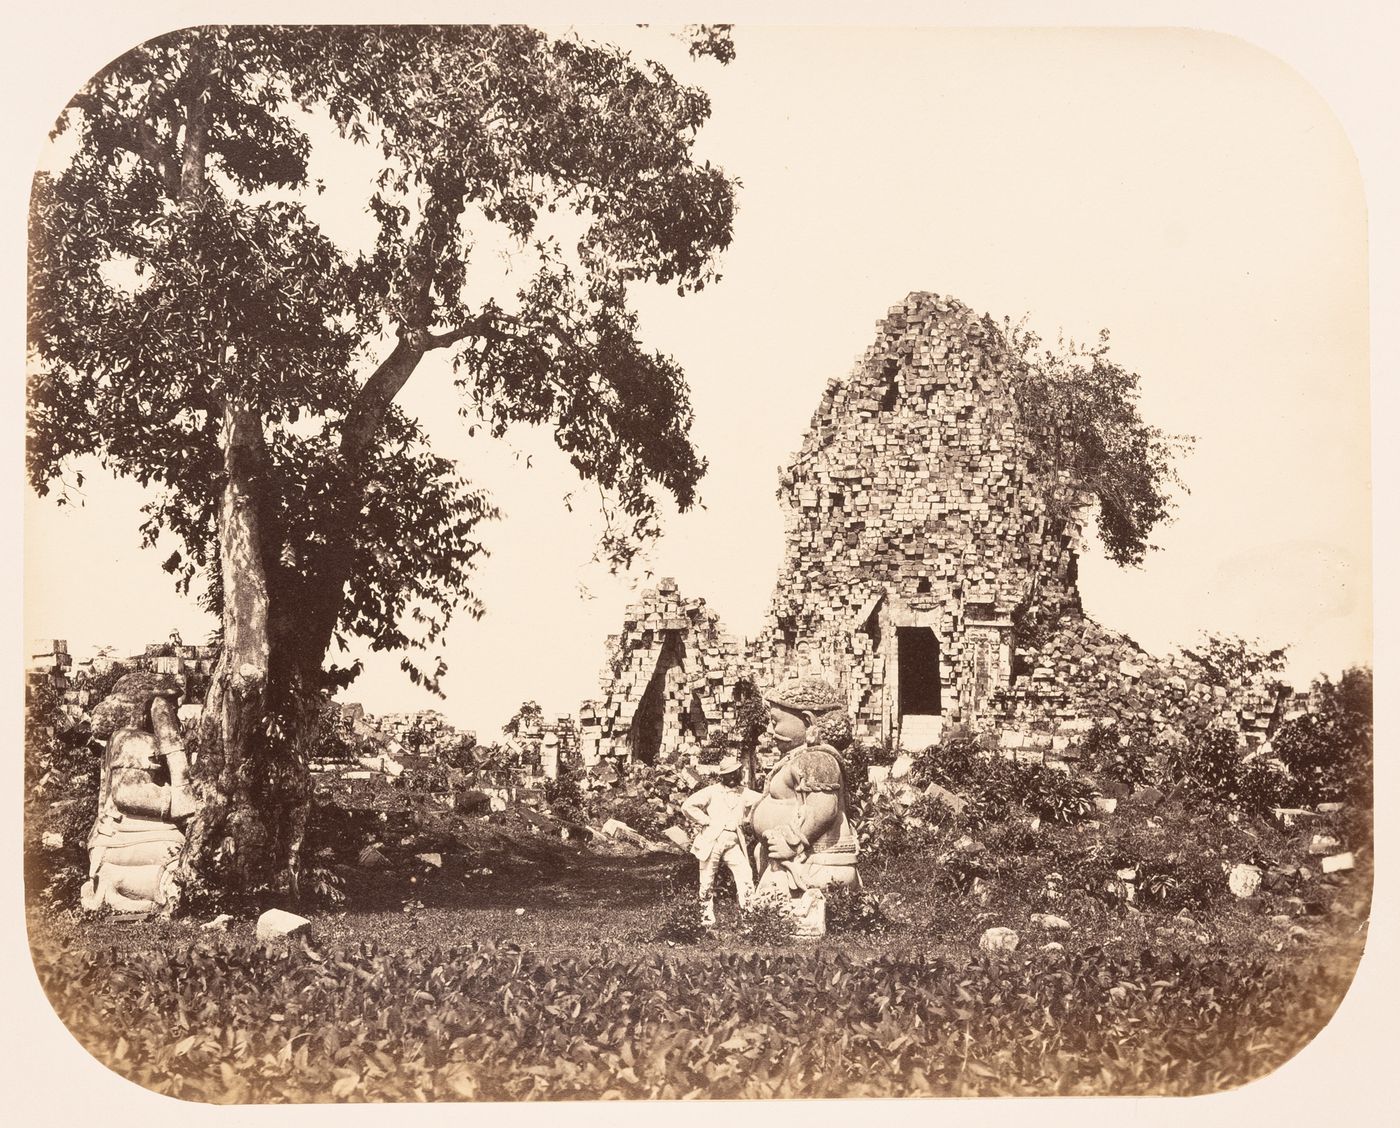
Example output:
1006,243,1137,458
655,885,709,944
823,884,896,937
1270,667,1372,808
31,931,1361,1100
908,736,1099,829
1080,720,1157,790
734,892,797,945
543,769,585,824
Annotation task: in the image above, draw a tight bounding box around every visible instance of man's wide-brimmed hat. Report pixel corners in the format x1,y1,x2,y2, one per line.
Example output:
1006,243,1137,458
713,755,743,776
765,677,843,715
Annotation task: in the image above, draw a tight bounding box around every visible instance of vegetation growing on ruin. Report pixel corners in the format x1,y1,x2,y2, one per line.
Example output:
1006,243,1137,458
1004,321,1194,568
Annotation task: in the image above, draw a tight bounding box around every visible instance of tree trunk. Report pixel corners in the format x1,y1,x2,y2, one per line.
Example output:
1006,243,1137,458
175,401,310,908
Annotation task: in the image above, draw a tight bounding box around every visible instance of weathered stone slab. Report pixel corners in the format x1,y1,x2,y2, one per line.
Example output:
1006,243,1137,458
256,909,311,941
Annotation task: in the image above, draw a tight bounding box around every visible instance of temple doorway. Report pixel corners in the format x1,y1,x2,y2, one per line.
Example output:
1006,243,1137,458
629,632,684,763
896,626,943,750
897,627,941,715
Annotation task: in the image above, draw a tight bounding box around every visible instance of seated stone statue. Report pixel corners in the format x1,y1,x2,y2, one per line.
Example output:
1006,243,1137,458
81,672,193,913
749,677,859,937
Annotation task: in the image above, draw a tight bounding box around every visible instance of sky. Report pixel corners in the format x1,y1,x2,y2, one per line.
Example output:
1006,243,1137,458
20,24,1375,745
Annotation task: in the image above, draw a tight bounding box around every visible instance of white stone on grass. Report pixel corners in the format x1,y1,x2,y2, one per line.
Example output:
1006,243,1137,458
1228,863,1262,898
979,927,1019,954
1321,852,1354,874
256,909,310,941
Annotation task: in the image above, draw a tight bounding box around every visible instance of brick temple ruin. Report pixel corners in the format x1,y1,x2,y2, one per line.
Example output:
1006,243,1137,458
583,293,1293,763
578,580,752,765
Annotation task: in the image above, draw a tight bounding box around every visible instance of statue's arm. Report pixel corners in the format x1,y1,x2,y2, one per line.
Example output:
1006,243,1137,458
793,792,840,846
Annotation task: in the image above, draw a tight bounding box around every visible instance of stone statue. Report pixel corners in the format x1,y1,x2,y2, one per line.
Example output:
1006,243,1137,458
81,672,194,913
750,677,859,937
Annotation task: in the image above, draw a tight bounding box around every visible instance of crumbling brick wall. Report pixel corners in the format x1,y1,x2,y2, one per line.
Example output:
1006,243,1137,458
579,578,751,765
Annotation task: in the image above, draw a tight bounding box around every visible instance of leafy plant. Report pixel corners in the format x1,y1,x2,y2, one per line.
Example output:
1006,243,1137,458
502,701,544,739
543,768,585,825
1270,667,1372,808
1005,321,1193,568
734,893,796,946
1179,633,1289,690
1021,767,1100,826
823,884,895,936
1080,721,1157,790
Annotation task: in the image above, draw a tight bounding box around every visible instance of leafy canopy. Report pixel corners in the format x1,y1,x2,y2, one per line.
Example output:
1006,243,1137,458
1004,320,1193,567
28,25,735,690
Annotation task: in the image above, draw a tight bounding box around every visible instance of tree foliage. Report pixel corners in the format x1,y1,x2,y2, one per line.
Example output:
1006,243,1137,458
1270,666,1372,807
502,699,544,738
1179,632,1289,689
28,25,736,694
1004,321,1193,567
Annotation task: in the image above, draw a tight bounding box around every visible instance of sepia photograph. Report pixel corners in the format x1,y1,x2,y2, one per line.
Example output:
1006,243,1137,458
8,3,1393,1117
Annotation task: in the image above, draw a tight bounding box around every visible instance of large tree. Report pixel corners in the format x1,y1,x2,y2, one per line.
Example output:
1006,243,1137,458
28,25,735,904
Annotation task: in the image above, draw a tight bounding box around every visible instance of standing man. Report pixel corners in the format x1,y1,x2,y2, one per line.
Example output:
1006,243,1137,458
681,755,761,927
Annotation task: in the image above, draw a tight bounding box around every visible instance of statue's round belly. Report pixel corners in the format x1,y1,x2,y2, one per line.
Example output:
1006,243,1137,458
751,795,799,837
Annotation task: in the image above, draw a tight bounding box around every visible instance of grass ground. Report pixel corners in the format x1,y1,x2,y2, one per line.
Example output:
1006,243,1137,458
24,756,1374,1103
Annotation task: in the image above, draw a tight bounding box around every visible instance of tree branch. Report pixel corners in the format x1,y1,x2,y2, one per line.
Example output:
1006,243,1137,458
340,310,516,465
422,311,517,350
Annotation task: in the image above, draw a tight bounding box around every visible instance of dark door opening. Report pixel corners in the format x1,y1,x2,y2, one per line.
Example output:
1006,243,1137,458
897,627,942,716
630,632,684,763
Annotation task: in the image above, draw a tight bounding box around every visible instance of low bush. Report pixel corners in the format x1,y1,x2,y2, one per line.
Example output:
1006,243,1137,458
30,931,1360,1100
733,892,796,946
823,884,896,937
543,769,585,825
1080,720,1157,790
1270,667,1372,809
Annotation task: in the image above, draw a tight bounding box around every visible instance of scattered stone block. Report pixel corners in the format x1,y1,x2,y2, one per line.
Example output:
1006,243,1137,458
1030,913,1071,931
922,782,968,816
1093,797,1118,814
601,818,651,847
1228,864,1262,899
1321,852,1354,874
889,753,914,779
1308,834,1342,855
662,826,691,849
41,832,64,849
256,909,311,941
979,927,1019,953
894,784,923,809
416,853,442,868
